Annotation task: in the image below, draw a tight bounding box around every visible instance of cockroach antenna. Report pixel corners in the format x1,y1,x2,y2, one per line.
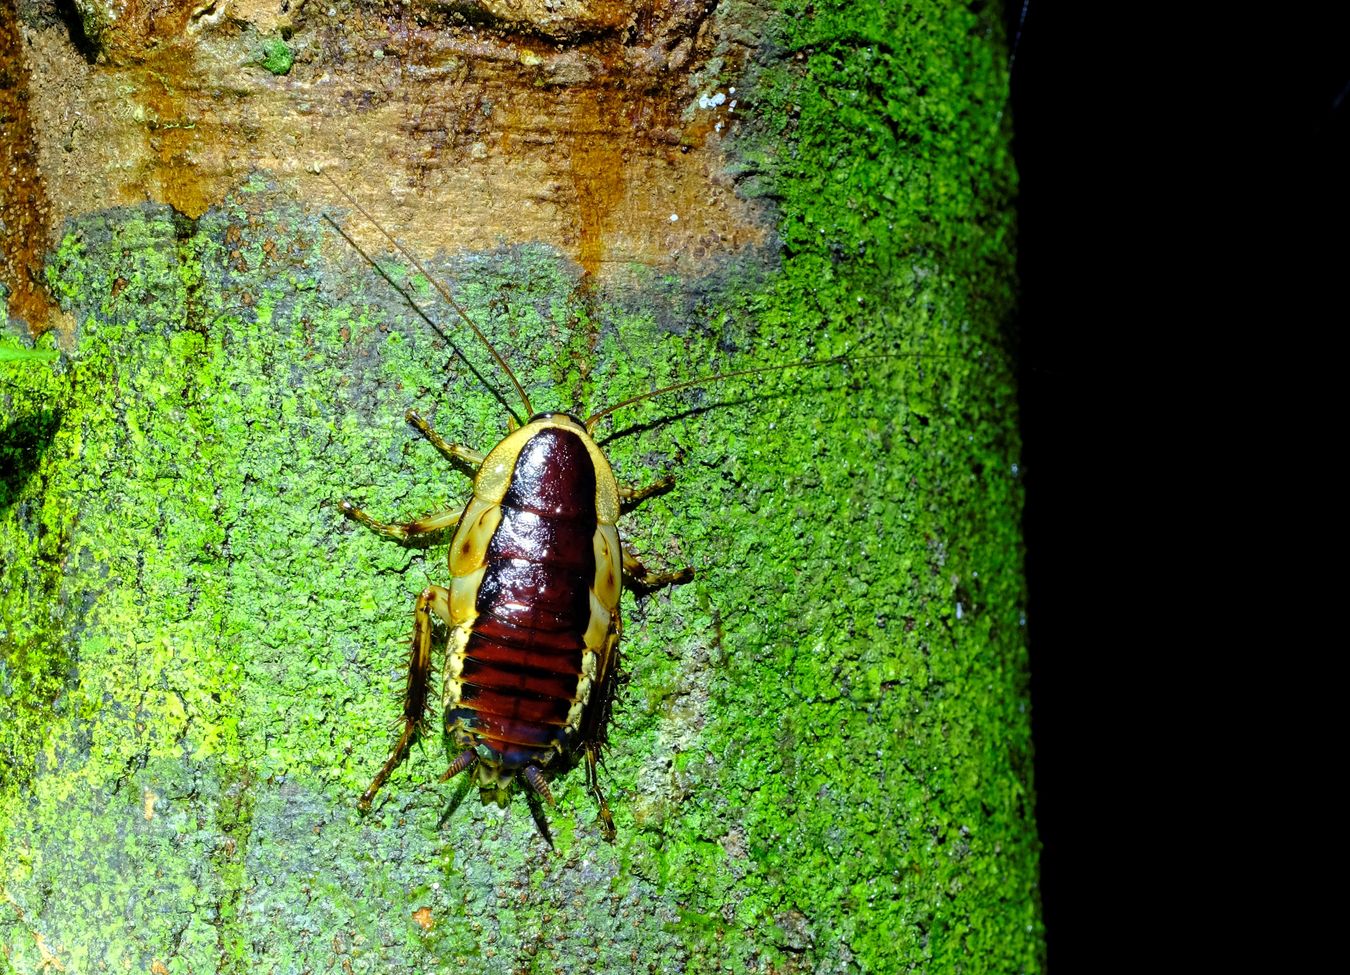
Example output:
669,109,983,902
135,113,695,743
317,168,535,420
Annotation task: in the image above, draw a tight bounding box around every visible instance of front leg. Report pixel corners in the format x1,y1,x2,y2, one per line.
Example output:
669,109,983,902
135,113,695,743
406,410,485,469
618,475,675,514
339,500,462,543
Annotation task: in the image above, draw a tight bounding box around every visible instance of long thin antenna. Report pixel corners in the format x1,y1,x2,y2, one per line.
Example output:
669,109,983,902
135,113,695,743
322,214,521,422
319,169,534,418
1009,0,1031,75
584,351,944,434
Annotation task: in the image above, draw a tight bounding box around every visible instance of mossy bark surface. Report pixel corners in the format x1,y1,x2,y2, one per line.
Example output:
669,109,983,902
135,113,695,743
1,1,1038,972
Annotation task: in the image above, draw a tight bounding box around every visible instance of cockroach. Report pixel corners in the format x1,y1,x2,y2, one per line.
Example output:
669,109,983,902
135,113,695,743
324,174,905,840
340,400,686,840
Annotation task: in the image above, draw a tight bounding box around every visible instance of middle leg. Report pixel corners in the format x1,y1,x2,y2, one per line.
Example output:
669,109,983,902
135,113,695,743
621,541,694,591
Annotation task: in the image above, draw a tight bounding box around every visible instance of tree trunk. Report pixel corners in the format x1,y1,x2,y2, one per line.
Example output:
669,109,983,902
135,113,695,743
1,1,1039,971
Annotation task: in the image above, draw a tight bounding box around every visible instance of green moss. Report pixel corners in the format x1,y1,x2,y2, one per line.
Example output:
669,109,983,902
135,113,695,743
0,0,1036,971
258,36,295,76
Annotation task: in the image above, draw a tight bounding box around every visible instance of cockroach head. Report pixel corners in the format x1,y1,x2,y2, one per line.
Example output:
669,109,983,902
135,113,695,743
528,411,586,429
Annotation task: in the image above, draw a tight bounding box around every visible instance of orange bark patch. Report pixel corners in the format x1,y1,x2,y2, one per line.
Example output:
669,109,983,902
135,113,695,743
17,0,766,285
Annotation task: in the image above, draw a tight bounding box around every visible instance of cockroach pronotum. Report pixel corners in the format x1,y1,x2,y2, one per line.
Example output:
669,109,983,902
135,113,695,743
324,173,910,840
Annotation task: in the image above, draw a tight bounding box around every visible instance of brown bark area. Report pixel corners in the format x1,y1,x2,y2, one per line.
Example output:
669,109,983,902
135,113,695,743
0,1,58,332
11,0,767,298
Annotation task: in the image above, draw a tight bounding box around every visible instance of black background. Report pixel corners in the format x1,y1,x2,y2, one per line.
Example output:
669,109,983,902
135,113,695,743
1007,2,1157,963
1005,2,1083,960
1008,2,1349,963
1006,1,1205,961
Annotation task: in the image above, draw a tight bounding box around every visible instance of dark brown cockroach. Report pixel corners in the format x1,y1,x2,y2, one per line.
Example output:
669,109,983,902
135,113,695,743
340,404,688,840
325,174,899,839
327,176,698,840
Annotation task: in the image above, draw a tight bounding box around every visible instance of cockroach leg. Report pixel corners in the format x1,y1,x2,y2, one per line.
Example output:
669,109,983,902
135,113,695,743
405,410,485,469
358,585,452,810
618,475,676,513
620,540,694,590
523,765,555,806
338,500,462,543
585,744,616,841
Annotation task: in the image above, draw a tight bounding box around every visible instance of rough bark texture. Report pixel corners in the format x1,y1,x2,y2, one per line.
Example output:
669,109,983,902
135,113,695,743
1,0,1038,972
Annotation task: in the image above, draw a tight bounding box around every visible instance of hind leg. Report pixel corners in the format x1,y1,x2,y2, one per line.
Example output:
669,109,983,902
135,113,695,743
358,585,453,810
585,744,617,841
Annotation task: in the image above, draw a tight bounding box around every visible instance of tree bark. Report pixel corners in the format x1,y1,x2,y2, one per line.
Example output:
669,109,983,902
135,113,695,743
1,1,1039,971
